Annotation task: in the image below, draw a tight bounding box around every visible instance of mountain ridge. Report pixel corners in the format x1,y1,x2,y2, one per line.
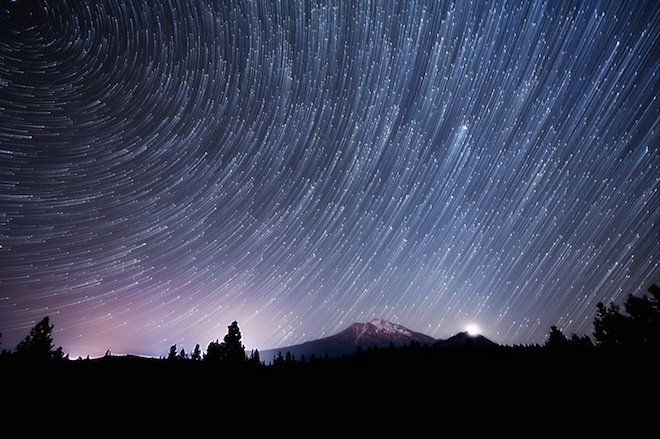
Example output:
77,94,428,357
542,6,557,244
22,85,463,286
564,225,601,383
259,319,498,363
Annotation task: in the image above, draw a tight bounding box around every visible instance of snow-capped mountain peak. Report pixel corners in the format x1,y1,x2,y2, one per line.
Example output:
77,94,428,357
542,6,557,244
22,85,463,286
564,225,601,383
260,319,447,362
368,319,412,337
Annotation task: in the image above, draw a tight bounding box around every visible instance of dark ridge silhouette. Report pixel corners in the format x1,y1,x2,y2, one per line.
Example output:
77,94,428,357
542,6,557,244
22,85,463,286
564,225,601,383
433,330,499,348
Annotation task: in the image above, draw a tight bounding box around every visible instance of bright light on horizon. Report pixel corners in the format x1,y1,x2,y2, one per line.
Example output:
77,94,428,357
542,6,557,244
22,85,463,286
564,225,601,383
466,324,480,336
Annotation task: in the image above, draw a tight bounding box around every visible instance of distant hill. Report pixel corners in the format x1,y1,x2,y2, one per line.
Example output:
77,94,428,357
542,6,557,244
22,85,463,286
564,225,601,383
434,331,499,348
259,319,498,363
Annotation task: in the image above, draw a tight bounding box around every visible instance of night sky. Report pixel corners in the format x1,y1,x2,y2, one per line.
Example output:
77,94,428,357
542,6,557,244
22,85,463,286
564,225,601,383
1,0,658,359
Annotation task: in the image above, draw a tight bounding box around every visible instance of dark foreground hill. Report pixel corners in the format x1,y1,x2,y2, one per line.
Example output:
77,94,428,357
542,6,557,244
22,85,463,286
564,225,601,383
2,345,657,436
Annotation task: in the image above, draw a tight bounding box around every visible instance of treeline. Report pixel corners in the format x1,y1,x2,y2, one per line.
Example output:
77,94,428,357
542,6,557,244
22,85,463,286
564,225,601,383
1,283,658,366
543,283,659,350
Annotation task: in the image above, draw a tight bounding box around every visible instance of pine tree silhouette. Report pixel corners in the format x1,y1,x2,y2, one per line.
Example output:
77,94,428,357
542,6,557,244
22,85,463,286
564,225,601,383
15,316,64,361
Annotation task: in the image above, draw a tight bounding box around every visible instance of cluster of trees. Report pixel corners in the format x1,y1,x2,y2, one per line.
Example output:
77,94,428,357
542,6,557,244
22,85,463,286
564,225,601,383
544,283,659,350
1,284,658,365
163,320,262,366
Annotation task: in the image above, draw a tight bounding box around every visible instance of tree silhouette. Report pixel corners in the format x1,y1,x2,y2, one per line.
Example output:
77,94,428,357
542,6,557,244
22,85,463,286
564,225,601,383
191,343,202,361
248,348,261,365
569,333,594,348
15,316,64,361
593,302,627,348
545,325,569,349
273,351,285,366
204,340,222,363
593,284,659,348
221,320,246,364
168,344,178,361
624,284,659,346
204,321,246,364
0,331,11,359
543,325,594,350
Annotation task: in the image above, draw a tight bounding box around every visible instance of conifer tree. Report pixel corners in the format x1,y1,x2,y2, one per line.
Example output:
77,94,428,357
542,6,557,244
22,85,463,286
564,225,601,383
15,316,64,361
191,343,202,361
204,340,221,362
221,320,246,364
544,325,569,349
593,284,659,348
168,344,178,360
248,348,261,365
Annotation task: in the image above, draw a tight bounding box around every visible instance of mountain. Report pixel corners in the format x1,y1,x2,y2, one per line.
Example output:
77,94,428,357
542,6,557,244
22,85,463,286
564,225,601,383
434,331,499,348
259,319,437,363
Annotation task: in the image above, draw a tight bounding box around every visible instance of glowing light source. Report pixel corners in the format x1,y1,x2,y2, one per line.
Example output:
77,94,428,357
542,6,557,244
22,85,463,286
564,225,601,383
466,324,481,337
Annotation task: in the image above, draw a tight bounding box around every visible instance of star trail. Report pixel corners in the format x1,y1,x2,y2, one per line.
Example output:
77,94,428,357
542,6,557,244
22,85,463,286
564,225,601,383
1,0,658,358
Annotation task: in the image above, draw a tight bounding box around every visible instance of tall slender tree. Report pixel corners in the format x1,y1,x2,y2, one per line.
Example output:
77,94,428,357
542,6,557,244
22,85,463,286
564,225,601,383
221,321,246,365
191,343,202,361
